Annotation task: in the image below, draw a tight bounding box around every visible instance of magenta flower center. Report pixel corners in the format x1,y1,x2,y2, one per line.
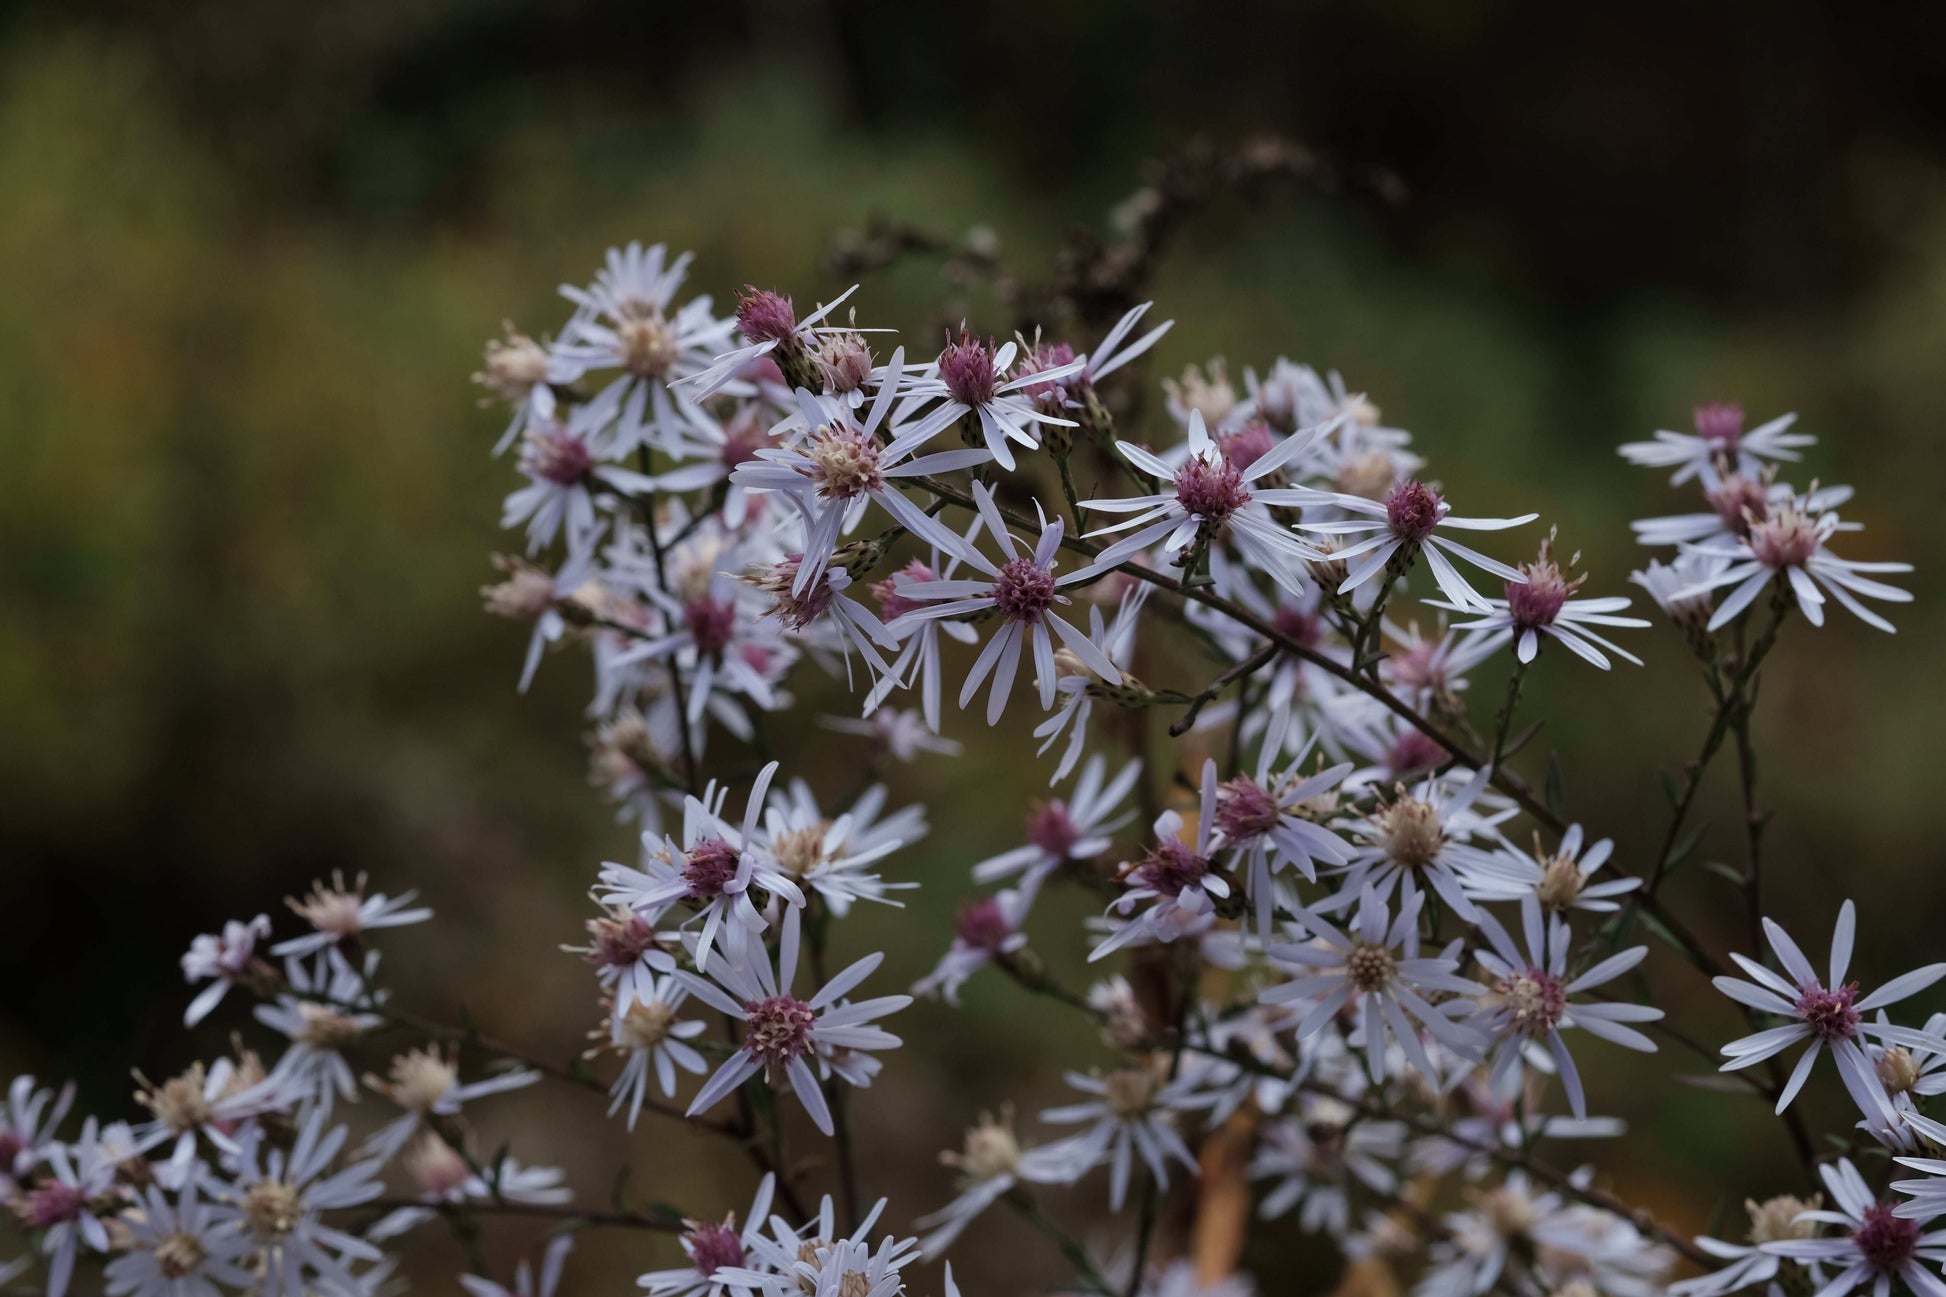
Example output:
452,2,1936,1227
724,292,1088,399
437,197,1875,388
939,335,998,407
585,912,661,969
686,598,738,657
1854,1203,1922,1275
1494,967,1567,1036
991,557,1059,623
687,1220,748,1276
525,428,595,486
1133,839,1212,898
1017,340,1078,412
1694,400,1745,448
1385,480,1443,543
735,287,797,344
1795,980,1861,1041
1173,456,1251,521
750,555,835,631
682,837,741,900
742,994,817,1067
1025,799,1079,857
1215,777,1281,843
955,897,1014,952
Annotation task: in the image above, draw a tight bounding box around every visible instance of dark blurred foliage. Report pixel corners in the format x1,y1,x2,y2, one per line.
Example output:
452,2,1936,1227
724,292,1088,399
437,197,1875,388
4,1,1946,1292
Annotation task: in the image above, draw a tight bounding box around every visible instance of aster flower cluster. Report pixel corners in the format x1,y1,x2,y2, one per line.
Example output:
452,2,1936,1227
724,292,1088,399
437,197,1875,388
19,179,1929,1297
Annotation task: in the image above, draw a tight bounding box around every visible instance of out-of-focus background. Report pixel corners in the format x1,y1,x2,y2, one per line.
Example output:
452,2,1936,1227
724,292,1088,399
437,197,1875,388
5,1,1945,1291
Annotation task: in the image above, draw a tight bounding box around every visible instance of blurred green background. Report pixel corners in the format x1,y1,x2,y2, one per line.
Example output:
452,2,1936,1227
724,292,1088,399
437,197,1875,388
5,1,1946,1291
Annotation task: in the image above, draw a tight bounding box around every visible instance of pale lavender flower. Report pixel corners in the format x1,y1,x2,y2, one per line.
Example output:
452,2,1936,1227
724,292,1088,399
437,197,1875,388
677,911,908,1136
1251,1099,1405,1234
1619,403,1814,488
1713,900,1946,1122
915,1108,1071,1253
600,974,708,1128
16,1120,118,1297
1678,492,1913,632
1455,822,1640,914
1079,410,1329,593
913,890,1031,1004
360,1047,540,1163
181,915,272,1027
1209,729,1355,938
1090,763,1231,961
887,332,1083,471
971,754,1140,897
1762,1159,1946,1297
1328,766,1508,922
893,482,1117,724
105,1179,257,1297
756,778,921,917
210,1108,386,1297
1038,1066,1210,1211
732,361,987,594
1473,897,1662,1118
596,761,803,973
1261,885,1484,1084
683,284,861,400
501,412,656,557
255,951,384,1109
638,1174,775,1297
1295,479,1537,611
0,1076,74,1182
272,872,432,959
1433,534,1648,669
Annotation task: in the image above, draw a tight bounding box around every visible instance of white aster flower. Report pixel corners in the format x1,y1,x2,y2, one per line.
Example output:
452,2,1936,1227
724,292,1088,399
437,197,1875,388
1455,823,1640,914
639,1173,775,1297
1090,764,1231,961
1295,479,1537,612
677,911,908,1136
1763,1158,1946,1297
1079,409,1329,594
1678,491,1913,633
272,871,432,959
972,753,1140,898
1433,532,1648,669
914,1107,1070,1253
1038,1065,1210,1211
1618,402,1814,488
211,1108,386,1297
886,332,1082,471
596,761,804,973
181,916,272,1027
893,482,1117,725
1262,885,1484,1084
1472,897,1662,1118
1712,899,1946,1123
105,1179,257,1297
1251,1099,1405,1234
912,890,1031,1005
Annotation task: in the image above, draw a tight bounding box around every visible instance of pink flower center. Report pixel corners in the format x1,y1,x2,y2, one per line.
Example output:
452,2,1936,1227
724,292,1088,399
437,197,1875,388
686,598,738,657
940,334,998,407
1017,340,1079,413
870,560,936,622
1505,559,1576,630
742,994,817,1067
1217,421,1278,471
736,287,798,344
955,897,1014,951
991,557,1059,623
1215,777,1281,842
1025,800,1079,857
1173,456,1251,521
1132,839,1212,898
1749,511,1820,570
1795,980,1861,1041
1694,401,1745,448
749,555,835,631
1706,475,1769,536
1854,1203,1922,1275
719,413,771,469
1494,967,1567,1036
1271,606,1322,649
805,425,884,500
16,1182,86,1229
1386,729,1446,778
524,428,595,486
1385,480,1443,543
682,838,741,900
585,912,661,969
687,1220,748,1276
